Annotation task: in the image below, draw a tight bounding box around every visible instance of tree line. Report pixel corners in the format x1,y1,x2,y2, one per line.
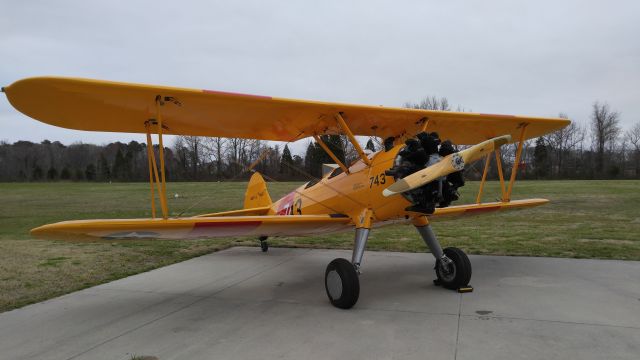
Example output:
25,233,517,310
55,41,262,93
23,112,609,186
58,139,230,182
513,102,639,180
0,99,638,182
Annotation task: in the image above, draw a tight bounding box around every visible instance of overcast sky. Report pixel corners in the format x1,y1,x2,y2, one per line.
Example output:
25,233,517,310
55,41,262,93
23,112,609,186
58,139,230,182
1,0,638,154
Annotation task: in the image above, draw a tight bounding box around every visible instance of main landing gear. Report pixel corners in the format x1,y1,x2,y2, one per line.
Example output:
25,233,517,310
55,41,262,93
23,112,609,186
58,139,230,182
415,217,472,290
324,227,369,309
323,216,471,309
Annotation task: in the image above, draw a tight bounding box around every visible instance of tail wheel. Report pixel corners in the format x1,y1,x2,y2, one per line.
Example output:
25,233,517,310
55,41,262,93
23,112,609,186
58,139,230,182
260,240,269,252
259,236,268,252
436,247,472,290
325,258,360,309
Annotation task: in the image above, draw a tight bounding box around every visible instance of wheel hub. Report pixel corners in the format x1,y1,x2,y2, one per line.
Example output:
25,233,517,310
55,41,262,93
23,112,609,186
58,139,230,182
326,270,343,300
438,260,456,282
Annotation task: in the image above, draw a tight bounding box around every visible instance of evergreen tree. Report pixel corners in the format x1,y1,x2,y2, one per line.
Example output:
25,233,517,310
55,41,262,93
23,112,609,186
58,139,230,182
302,136,345,178
280,144,294,174
60,167,71,180
85,164,97,181
73,168,84,181
47,167,58,180
32,166,43,181
365,139,376,152
124,148,134,180
321,135,345,164
292,155,304,178
304,142,320,177
112,148,126,181
98,153,110,181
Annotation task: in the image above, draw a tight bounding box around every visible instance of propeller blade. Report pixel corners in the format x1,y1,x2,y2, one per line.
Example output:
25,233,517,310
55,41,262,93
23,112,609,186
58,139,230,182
382,135,511,197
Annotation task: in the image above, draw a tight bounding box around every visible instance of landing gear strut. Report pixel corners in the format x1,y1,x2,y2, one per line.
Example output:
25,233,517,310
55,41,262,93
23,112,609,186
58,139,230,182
325,226,370,309
414,217,472,290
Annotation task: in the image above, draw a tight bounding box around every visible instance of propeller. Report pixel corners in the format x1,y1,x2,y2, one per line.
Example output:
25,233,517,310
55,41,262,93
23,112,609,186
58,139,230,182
382,135,511,197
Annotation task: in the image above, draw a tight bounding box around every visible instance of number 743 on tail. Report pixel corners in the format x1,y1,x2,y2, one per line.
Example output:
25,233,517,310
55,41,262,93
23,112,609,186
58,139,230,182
2,77,570,309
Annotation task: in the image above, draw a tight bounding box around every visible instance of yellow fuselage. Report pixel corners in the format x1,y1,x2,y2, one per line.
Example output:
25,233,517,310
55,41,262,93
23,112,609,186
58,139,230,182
271,146,411,223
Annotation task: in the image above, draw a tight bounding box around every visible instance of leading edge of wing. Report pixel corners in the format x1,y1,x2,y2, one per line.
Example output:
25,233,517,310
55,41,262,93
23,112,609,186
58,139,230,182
4,76,570,144
30,215,352,241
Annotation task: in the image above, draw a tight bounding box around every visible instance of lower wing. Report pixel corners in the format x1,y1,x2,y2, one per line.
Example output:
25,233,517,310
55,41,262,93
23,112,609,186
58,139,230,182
430,198,548,220
31,215,351,240
30,199,547,240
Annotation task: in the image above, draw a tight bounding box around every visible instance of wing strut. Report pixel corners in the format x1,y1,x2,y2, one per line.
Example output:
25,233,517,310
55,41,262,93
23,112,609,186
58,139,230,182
495,148,507,200
313,134,350,174
475,124,528,203
143,96,171,219
144,124,158,218
505,124,527,201
475,153,491,204
335,112,372,166
312,112,375,175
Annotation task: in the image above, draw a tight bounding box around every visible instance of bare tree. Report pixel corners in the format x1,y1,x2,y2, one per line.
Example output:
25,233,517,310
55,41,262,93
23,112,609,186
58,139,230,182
174,136,205,179
626,122,640,178
590,102,620,176
202,137,227,180
546,113,586,177
404,96,451,111
339,136,360,165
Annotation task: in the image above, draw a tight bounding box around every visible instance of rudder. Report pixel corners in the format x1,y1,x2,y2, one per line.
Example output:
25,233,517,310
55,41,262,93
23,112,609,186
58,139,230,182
244,172,272,209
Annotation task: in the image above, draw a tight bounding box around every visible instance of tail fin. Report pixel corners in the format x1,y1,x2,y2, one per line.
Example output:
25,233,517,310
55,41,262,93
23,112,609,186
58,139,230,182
244,172,272,209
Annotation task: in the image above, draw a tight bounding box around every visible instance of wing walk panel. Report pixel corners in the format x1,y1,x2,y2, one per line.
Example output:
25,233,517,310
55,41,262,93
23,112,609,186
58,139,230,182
5,77,570,145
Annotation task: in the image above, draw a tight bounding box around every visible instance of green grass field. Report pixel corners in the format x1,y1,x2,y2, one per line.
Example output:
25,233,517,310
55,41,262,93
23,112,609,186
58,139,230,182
1,180,639,312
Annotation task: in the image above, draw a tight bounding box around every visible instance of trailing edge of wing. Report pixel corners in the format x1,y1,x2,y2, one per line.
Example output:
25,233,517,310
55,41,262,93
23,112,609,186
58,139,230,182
4,76,570,145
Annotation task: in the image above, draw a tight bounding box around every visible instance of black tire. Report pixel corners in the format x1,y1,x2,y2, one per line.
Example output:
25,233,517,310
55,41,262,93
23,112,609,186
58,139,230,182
260,240,269,252
435,247,471,290
325,258,360,309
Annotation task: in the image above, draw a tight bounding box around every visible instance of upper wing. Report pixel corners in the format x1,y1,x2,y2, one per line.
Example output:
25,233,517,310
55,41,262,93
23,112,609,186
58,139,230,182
4,76,570,145
30,214,352,240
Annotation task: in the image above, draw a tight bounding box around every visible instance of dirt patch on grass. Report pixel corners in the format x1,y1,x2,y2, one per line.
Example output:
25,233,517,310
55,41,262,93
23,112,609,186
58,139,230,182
577,239,635,245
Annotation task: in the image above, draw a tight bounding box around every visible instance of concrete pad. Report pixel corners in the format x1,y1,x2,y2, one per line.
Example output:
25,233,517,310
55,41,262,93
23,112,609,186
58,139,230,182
0,247,639,360
457,316,640,360
461,256,640,328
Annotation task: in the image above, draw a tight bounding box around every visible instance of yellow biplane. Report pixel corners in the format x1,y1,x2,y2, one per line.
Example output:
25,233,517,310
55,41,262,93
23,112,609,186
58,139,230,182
3,77,569,309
